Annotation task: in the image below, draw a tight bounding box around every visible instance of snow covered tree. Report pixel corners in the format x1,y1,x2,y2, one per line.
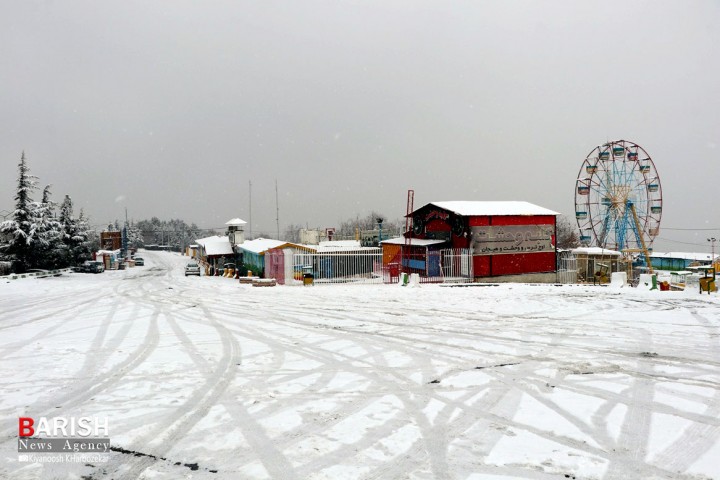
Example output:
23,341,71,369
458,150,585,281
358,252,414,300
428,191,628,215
72,209,95,263
58,195,77,244
28,185,62,268
0,152,38,269
54,195,81,266
126,221,143,248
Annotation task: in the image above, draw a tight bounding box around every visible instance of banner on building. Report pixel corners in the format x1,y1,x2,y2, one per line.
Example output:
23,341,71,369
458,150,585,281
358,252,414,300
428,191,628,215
471,225,554,255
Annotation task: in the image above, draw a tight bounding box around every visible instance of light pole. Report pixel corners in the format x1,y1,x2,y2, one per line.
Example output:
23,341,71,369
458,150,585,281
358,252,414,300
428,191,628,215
709,237,717,266
377,218,384,246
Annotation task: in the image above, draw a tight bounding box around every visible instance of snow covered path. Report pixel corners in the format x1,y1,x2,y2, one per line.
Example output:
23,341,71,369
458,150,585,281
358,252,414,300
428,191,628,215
1,251,720,479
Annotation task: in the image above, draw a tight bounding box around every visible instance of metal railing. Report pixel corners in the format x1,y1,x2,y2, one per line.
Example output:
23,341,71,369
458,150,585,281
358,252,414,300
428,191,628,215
387,248,473,284
289,248,474,285
556,251,578,284
292,252,384,284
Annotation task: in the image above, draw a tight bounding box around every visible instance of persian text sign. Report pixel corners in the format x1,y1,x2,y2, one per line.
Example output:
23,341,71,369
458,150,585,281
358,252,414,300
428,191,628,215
471,225,554,255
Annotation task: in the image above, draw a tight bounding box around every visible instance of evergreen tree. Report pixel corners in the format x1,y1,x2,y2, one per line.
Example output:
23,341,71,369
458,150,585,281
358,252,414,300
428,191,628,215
29,185,62,268
58,195,76,244
72,209,94,263
56,195,80,266
0,152,38,269
126,221,143,248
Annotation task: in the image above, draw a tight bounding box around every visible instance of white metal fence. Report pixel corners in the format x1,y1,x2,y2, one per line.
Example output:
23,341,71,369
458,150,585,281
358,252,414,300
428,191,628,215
292,252,384,284
438,248,473,283
556,251,578,284
291,248,473,285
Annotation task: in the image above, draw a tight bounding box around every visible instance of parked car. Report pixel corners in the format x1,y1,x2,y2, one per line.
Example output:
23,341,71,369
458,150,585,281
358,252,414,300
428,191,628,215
81,260,105,273
185,262,201,277
134,257,145,266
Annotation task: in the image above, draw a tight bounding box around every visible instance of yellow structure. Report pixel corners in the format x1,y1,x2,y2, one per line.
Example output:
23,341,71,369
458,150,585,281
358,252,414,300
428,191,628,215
697,266,717,294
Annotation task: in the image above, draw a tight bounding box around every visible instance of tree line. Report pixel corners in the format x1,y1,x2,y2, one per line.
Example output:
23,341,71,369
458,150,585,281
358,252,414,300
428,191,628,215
0,153,97,272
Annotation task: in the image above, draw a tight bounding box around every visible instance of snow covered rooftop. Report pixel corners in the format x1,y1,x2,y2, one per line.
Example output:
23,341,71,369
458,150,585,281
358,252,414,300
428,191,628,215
195,235,234,257
381,237,446,246
318,240,361,249
237,238,286,254
225,218,247,226
95,249,120,256
421,201,559,217
315,240,380,252
571,247,623,256
650,251,717,261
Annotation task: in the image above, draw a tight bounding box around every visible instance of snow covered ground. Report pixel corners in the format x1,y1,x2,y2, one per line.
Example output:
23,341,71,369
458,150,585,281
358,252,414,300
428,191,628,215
1,250,719,480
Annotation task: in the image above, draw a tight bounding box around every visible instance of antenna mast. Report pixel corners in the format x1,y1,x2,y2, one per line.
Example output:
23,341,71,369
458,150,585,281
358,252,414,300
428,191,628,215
249,180,252,240
275,179,280,239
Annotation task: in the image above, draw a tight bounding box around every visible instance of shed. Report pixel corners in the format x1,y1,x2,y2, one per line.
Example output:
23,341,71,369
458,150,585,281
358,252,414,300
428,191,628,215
195,235,235,272
571,247,625,282
236,238,287,275
380,237,446,277
264,243,317,283
650,252,717,270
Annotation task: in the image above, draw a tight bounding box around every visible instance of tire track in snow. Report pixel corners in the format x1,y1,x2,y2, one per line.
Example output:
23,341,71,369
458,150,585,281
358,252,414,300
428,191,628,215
96,295,246,479
217,304,520,479
604,327,655,479
0,310,159,449
185,305,440,478
650,311,720,473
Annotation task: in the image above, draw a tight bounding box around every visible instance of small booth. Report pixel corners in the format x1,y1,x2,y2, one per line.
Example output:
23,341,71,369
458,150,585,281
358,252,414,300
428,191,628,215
571,247,625,284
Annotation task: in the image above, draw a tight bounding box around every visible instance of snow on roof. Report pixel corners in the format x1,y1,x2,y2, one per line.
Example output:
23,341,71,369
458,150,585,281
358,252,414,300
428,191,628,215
195,235,223,244
195,235,234,256
650,252,717,261
266,243,318,253
571,247,622,256
421,201,558,217
318,240,360,251
225,218,247,226
316,240,380,252
237,238,286,254
380,237,446,246
318,240,361,249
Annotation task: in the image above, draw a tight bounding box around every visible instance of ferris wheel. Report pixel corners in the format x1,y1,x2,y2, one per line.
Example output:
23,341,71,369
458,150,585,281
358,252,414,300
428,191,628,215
575,139,662,252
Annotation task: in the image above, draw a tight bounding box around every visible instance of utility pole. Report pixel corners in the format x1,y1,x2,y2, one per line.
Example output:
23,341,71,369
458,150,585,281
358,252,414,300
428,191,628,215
249,180,253,240
709,237,717,266
275,179,280,240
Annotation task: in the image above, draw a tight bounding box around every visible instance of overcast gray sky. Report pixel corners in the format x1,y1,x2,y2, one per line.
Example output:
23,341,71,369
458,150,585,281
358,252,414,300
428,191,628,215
1,0,718,251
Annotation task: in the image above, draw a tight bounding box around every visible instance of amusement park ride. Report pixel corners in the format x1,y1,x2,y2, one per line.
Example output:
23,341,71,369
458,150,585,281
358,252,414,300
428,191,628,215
575,139,662,275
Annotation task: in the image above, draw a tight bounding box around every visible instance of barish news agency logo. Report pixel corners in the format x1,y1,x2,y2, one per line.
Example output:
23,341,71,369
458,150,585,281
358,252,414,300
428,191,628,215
18,416,111,463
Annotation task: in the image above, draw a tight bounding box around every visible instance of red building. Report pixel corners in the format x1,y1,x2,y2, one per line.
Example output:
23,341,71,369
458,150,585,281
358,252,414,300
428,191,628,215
407,201,558,281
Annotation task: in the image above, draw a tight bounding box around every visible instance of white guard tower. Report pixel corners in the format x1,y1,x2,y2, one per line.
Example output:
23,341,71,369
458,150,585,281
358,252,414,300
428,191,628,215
225,218,247,245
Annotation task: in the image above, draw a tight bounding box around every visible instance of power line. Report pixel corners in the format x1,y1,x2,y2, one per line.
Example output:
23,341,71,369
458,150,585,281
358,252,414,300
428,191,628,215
661,227,720,231
656,236,714,247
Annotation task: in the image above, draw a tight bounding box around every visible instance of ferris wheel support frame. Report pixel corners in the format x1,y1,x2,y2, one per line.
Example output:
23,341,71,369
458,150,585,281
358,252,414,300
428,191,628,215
629,203,654,274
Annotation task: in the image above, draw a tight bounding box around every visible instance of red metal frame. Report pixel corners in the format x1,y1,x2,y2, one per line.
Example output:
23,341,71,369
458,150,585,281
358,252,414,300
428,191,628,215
403,190,414,274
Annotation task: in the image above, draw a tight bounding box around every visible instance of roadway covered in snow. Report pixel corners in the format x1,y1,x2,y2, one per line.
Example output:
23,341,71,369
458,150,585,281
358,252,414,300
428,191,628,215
1,251,719,479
